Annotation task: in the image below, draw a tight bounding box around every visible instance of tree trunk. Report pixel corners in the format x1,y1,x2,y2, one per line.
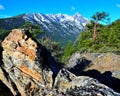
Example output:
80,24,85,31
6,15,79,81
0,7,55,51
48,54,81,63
93,23,97,40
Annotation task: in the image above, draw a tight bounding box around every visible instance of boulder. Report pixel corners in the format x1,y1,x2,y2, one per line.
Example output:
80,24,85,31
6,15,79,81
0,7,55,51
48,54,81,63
54,69,120,96
0,29,59,96
65,53,91,75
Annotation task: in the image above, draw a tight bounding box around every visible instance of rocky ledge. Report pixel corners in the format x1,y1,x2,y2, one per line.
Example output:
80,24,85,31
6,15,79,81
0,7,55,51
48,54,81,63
0,29,120,96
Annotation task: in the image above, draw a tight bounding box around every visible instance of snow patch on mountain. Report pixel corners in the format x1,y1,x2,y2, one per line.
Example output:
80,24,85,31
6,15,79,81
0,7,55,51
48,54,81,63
23,12,89,45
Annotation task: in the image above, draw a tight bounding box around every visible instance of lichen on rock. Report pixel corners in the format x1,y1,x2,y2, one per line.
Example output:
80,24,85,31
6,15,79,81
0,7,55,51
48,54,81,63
1,29,53,95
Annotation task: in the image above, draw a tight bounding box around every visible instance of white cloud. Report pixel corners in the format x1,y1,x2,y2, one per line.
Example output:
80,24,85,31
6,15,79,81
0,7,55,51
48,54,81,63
71,6,75,11
0,4,4,10
116,4,120,8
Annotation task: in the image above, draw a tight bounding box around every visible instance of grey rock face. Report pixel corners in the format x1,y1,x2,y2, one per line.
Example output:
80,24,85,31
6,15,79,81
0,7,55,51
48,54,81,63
65,53,91,76
112,71,120,79
66,53,83,68
54,69,120,96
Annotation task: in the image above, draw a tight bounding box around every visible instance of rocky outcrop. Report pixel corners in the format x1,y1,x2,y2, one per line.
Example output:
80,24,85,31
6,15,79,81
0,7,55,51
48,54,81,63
65,53,91,75
54,69,120,96
0,29,120,96
0,29,59,96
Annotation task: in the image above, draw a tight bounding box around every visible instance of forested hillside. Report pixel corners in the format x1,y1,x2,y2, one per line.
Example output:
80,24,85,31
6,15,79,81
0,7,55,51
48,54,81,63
75,19,120,53
62,19,120,62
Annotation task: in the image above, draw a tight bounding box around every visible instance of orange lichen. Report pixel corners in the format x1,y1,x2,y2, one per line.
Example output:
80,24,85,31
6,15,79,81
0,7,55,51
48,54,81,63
19,64,44,84
2,29,37,60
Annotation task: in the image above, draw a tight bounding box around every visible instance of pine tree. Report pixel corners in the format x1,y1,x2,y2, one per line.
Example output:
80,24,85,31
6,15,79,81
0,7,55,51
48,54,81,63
92,12,109,40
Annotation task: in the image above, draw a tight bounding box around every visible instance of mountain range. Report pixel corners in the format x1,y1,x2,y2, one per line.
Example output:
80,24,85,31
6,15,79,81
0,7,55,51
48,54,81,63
0,12,89,45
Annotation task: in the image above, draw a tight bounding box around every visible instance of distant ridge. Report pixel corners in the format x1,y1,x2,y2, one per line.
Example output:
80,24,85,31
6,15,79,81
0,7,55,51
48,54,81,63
0,12,89,46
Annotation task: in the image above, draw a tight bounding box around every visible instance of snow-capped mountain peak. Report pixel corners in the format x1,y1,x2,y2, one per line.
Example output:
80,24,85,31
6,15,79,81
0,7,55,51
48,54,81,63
24,12,89,24
23,12,89,45
74,12,82,17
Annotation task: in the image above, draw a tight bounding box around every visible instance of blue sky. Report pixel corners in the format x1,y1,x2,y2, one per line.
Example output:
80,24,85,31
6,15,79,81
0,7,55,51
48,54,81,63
0,0,120,22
